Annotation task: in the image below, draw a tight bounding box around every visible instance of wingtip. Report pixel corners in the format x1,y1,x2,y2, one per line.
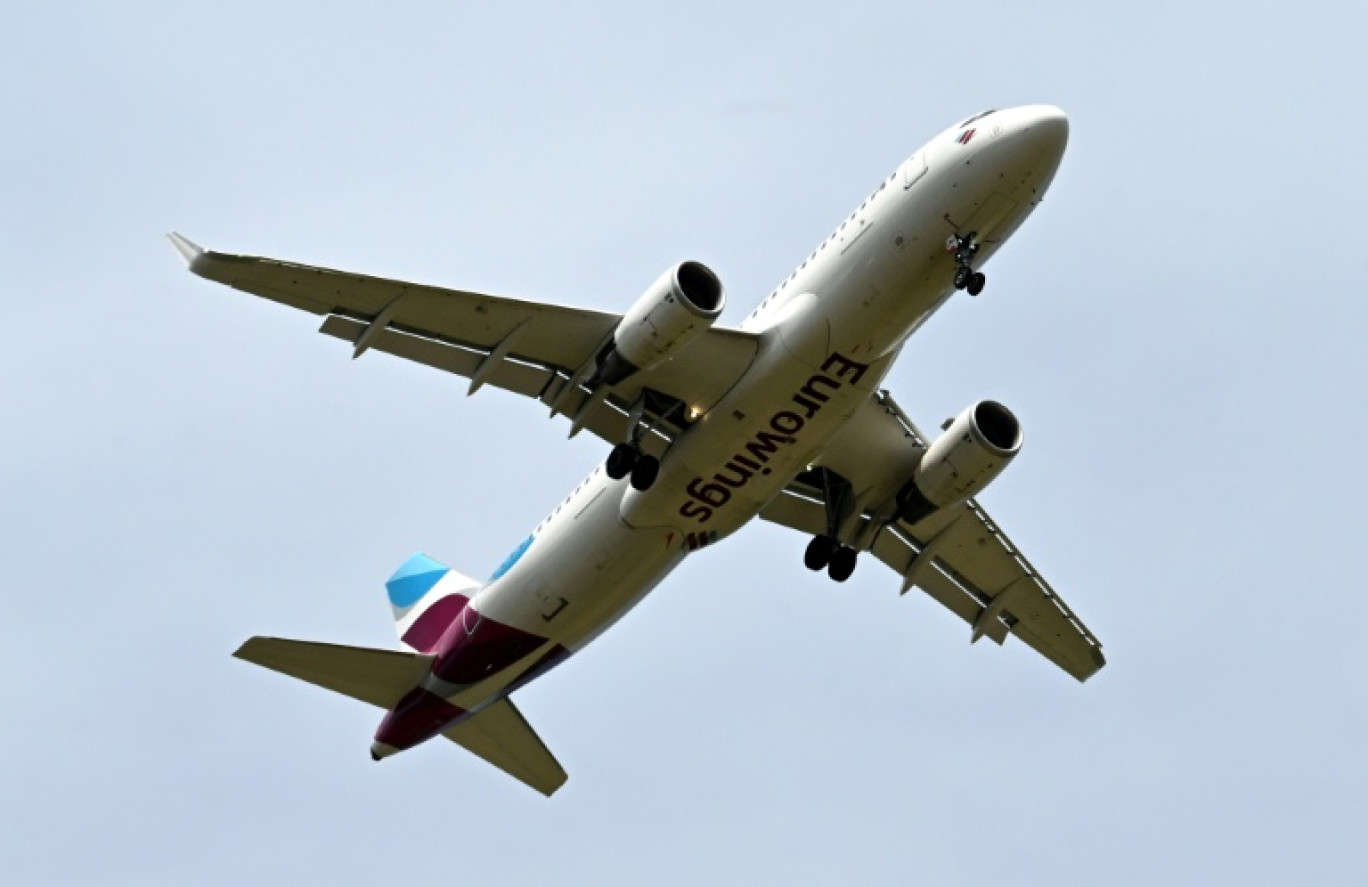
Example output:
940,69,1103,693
1076,649,1107,682
166,231,202,260
232,636,268,661
166,232,215,276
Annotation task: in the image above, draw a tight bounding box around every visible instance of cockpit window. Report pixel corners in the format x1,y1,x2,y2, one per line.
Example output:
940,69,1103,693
958,109,997,127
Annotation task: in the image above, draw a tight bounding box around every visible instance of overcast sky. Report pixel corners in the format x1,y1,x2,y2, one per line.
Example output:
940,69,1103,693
4,2,1366,884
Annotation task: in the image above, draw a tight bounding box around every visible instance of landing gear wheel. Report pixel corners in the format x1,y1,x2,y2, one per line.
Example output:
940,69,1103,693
949,231,981,292
629,454,660,491
605,443,639,480
804,535,838,571
828,546,857,583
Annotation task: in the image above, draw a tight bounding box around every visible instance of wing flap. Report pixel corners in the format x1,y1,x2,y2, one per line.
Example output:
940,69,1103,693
760,390,1105,682
318,314,641,447
318,314,556,400
444,699,568,797
174,236,760,449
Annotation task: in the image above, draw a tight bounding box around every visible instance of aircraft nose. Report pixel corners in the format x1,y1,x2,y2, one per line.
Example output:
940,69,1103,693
988,105,1069,201
1020,105,1069,158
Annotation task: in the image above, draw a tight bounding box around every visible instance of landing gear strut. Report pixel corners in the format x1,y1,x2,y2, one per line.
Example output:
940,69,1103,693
605,395,664,491
947,232,986,296
800,468,859,583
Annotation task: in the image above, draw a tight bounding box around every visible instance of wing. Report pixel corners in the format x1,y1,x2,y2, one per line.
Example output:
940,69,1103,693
169,234,758,452
759,389,1105,682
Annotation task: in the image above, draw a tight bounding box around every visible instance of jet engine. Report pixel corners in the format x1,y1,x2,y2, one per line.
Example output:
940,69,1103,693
594,261,725,386
896,400,1022,524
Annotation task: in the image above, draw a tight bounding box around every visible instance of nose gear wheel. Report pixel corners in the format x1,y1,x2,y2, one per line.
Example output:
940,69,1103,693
947,232,986,296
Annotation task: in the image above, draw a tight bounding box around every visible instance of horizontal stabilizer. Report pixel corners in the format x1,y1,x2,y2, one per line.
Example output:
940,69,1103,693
234,637,431,709
444,699,568,796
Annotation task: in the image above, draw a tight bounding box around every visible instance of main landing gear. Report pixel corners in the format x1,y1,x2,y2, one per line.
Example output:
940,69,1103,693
605,442,660,491
605,392,667,491
947,231,986,296
799,467,859,583
804,534,858,583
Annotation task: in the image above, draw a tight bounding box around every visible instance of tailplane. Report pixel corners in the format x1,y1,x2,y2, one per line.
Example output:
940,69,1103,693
234,637,429,708
444,700,567,796
234,636,566,796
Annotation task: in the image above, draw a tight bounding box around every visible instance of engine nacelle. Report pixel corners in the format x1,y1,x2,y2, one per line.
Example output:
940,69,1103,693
896,401,1022,524
594,261,725,385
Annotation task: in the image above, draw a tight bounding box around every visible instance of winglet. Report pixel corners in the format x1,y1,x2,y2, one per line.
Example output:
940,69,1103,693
166,231,203,262
166,232,213,276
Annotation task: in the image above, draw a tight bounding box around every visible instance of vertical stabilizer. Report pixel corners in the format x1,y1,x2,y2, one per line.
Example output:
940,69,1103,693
386,552,481,652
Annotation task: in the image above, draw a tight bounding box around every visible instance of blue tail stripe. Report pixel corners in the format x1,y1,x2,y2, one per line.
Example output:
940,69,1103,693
386,553,450,608
489,535,535,582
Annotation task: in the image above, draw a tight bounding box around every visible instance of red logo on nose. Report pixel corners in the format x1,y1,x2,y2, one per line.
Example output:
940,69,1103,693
956,128,976,145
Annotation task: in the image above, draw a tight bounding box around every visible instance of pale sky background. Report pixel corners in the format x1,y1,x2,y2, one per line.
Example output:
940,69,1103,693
4,2,1366,884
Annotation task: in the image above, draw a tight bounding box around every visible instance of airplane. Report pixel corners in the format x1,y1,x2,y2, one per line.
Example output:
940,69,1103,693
170,104,1104,797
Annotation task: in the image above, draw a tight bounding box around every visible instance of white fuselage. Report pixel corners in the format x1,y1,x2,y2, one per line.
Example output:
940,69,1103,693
429,105,1069,713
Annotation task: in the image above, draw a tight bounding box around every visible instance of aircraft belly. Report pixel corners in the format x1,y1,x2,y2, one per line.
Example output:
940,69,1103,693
421,117,1062,715
620,332,884,540
454,151,1046,686
478,486,684,649
421,496,684,712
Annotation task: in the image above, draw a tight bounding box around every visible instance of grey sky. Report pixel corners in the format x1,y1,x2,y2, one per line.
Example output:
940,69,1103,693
4,2,1366,884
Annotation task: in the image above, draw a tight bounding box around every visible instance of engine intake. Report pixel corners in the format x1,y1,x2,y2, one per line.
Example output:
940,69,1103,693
896,401,1022,524
595,261,725,385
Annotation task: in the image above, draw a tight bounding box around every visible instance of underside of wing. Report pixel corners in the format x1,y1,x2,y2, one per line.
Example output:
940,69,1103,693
170,235,759,453
760,390,1105,682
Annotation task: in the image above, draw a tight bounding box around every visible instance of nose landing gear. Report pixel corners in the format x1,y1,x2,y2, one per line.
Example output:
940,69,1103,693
947,232,986,296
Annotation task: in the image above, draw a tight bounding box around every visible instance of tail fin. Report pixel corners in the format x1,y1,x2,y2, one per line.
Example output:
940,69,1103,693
386,552,482,652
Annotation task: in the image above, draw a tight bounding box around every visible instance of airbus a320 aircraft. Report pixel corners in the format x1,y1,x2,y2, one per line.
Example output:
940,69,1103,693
171,104,1104,796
